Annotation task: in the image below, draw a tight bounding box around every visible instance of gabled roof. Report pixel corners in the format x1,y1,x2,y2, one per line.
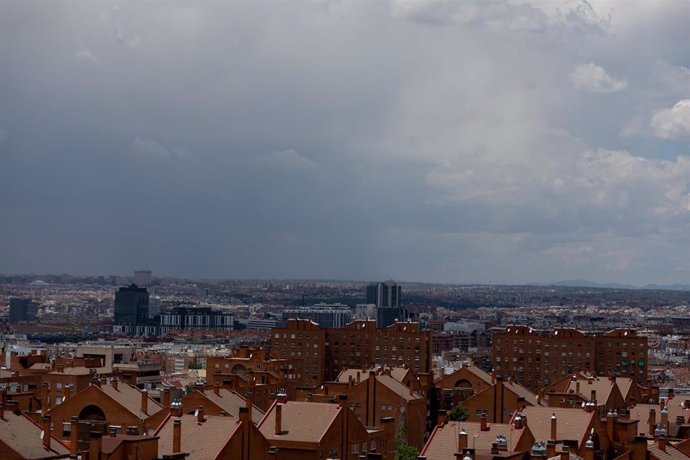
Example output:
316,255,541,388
375,375,424,402
336,366,413,385
0,411,70,459
101,434,155,455
199,388,264,424
615,378,635,399
518,407,594,448
156,414,240,460
628,403,690,437
97,383,163,418
564,377,618,404
438,366,494,385
421,420,531,460
258,401,341,445
648,440,689,460
502,380,541,407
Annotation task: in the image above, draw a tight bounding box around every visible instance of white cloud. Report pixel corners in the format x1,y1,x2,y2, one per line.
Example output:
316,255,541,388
570,63,626,93
650,100,690,140
76,49,100,63
262,149,319,172
130,138,188,158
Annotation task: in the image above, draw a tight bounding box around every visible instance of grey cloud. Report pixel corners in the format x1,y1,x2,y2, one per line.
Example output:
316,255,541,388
0,0,688,285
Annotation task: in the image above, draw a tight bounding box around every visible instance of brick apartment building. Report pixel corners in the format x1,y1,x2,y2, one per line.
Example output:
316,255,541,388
492,326,648,391
206,346,300,408
270,318,432,388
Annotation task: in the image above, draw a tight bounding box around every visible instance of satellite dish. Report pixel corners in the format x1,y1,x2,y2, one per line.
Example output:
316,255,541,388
194,409,199,417
40,431,45,440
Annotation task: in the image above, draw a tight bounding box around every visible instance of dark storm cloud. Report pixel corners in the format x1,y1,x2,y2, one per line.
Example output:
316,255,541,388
0,0,688,284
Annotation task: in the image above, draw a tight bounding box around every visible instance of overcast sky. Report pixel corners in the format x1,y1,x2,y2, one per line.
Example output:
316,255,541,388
1,0,688,285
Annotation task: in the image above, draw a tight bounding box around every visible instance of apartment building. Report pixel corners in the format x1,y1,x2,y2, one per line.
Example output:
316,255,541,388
270,318,432,387
492,326,648,391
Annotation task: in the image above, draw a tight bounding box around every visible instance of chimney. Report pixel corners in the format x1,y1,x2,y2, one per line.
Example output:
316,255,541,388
480,413,488,431
171,400,183,417
239,406,250,423
139,418,146,436
658,436,667,452
458,428,468,452
357,371,361,383
275,404,283,435
491,443,499,455
546,440,556,459
607,410,616,441
89,431,102,460
632,436,647,460
173,419,182,453
576,381,581,394
560,447,569,460
41,382,49,411
213,383,220,396
648,408,656,435
660,408,668,431
550,413,557,440
56,362,64,373
92,378,101,388
0,388,5,420
69,417,79,458
584,438,595,460
162,388,171,408
196,406,205,423
668,388,675,400
6,400,20,415
141,389,148,415
590,390,596,404
437,410,448,426
111,378,118,391
42,415,52,450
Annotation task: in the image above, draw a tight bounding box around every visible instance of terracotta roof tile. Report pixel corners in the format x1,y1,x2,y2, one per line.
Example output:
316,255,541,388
156,414,240,460
421,420,530,460
258,401,340,444
519,407,594,448
98,384,163,418
648,441,689,460
0,411,70,459
375,375,424,401
201,389,264,424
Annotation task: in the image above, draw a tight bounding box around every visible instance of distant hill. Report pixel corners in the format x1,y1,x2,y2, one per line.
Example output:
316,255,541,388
641,283,690,291
551,279,689,291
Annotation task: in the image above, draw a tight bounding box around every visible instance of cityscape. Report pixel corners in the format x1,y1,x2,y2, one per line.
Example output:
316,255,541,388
1,273,690,459
2,0,689,460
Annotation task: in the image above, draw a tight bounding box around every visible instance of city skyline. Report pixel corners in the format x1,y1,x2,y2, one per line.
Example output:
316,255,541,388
1,1,688,286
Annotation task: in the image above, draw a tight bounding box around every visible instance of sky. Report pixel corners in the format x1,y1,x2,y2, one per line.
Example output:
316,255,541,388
0,0,688,285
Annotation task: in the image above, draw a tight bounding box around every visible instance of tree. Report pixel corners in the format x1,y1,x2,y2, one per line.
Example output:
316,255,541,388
449,405,469,421
395,423,420,460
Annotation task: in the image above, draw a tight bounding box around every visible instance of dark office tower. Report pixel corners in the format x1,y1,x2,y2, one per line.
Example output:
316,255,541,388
366,281,401,308
366,281,405,328
114,284,150,325
9,298,38,324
